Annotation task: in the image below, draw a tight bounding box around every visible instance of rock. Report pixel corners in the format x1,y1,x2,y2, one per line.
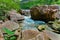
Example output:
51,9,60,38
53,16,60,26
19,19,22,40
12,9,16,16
44,30,60,40
8,9,24,22
2,21,19,31
22,30,50,40
56,6,60,19
0,24,3,29
30,5,58,22
18,9,24,15
47,21,60,34
18,9,30,16
22,30,40,40
0,30,4,40
0,20,3,24
15,29,22,40
38,25,46,31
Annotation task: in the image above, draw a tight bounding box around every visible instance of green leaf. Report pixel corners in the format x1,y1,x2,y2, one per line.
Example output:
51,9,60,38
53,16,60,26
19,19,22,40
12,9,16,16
2,27,14,35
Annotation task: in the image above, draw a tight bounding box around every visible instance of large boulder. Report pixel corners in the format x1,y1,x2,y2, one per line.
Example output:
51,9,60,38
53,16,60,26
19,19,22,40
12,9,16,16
30,5,58,22
22,30,40,40
22,30,50,40
8,9,24,22
2,21,19,31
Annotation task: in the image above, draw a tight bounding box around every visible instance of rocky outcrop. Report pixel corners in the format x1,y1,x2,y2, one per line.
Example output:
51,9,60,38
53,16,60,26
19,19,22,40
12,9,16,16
22,30,50,40
30,5,58,22
2,21,19,31
8,10,24,22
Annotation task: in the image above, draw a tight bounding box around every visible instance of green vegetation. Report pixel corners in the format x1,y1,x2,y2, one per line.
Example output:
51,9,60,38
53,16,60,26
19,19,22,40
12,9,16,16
0,0,20,11
20,0,59,9
3,27,17,40
0,0,20,21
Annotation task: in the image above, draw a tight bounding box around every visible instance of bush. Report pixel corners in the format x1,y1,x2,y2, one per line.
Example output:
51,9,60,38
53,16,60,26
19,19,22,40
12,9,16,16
0,0,20,11
0,0,20,21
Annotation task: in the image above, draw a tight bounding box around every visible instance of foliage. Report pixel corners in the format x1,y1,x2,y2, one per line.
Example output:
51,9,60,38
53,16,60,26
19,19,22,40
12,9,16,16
0,9,6,21
0,0,20,11
20,0,59,9
0,0,20,21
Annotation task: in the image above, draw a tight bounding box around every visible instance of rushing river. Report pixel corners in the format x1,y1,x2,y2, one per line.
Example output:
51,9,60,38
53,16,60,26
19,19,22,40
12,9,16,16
21,16,45,30
21,16,60,40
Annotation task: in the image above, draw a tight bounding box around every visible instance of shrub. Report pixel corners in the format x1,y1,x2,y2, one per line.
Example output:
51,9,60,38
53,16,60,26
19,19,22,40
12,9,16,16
0,0,20,21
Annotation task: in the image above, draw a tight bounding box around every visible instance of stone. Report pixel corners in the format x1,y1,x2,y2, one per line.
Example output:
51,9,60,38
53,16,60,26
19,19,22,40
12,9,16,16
0,30,4,40
2,21,19,31
22,30,40,40
18,9,30,16
22,30,50,40
8,9,24,22
30,5,58,22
